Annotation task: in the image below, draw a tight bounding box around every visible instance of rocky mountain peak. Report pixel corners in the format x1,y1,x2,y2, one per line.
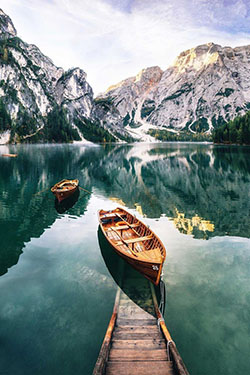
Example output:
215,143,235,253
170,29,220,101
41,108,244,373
97,42,250,140
1,7,250,144
105,66,163,96
172,42,224,73
134,66,163,83
0,9,17,37
55,67,93,119
0,8,113,144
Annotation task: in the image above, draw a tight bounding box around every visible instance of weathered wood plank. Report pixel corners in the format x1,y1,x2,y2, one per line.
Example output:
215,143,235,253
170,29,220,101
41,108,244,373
116,235,153,246
150,283,190,375
93,288,121,375
111,339,166,350
114,326,160,334
109,349,168,361
116,318,157,326
112,332,163,340
118,304,153,312
106,361,175,375
118,306,154,317
93,269,189,375
118,305,154,312
109,223,140,230
118,313,155,320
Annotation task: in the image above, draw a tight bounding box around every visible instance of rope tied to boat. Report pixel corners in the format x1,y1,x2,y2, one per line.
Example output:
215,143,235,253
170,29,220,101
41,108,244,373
167,340,173,361
79,186,91,194
159,279,165,316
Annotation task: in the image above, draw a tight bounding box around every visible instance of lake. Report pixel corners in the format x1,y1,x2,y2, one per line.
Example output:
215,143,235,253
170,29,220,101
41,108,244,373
0,142,249,375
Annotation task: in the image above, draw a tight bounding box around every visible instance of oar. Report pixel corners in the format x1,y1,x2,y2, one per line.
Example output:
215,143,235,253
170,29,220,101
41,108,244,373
115,213,140,236
33,187,51,196
79,186,91,194
111,227,138,257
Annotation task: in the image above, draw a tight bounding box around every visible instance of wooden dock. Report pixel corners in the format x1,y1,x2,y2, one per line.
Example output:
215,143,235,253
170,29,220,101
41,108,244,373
93,267,189,375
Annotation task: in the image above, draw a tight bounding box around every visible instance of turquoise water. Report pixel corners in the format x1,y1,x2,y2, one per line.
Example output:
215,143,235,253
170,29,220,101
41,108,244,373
0,143,249,374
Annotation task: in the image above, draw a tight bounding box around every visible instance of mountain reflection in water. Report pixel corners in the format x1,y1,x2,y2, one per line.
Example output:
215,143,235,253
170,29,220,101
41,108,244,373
0,143,249,276
55,188,80,214
0,142,250,375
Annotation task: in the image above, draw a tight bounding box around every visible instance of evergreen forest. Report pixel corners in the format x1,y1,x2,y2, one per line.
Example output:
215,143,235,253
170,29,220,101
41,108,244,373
212,111,250,145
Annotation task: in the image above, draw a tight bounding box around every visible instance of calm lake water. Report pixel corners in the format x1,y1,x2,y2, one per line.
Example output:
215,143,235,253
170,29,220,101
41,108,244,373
0,142,249,375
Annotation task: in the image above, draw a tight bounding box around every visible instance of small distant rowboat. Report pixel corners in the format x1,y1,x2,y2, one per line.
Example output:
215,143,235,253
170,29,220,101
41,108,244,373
98,207,166,285
2,153,17,158
51,179,79,203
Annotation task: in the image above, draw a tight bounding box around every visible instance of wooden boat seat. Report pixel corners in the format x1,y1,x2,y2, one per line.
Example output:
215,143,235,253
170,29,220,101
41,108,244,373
109,223,140,230
116,235,153,246
100,213,122,219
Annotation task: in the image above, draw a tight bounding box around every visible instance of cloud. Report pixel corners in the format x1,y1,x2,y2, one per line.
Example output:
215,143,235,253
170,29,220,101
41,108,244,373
1,0,250,94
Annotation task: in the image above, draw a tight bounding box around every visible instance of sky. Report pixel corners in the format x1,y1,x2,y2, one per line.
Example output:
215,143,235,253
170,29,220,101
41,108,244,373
1,0,250,95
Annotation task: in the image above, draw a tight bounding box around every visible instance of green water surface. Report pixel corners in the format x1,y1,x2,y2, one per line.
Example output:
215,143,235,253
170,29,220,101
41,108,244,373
0,142,249,375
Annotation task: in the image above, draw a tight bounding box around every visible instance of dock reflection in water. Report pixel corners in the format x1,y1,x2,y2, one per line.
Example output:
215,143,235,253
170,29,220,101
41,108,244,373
96,228,189,375
98,227,165,316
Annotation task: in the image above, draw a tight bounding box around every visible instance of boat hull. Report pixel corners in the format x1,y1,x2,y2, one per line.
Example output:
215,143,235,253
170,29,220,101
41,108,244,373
55,188,80,213
112,246,163,285
53,186,78,203
51,179,79,203
98,208,166,285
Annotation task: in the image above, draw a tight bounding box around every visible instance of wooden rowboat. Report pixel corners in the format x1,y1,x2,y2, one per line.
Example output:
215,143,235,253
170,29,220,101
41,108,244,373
51,179,79,203
98,207,166,285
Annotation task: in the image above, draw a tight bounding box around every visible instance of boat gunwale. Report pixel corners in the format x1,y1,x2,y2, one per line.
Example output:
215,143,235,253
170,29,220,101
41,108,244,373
51,179,79,193
98,207,166,264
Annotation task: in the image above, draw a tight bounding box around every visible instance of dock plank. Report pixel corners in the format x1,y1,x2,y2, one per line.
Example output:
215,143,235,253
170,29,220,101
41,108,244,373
114,326,160,333
93,276,188,375
109,348,169,361
112,332,163,340
116,318,157,326
111,339,166,349
106,361,175,375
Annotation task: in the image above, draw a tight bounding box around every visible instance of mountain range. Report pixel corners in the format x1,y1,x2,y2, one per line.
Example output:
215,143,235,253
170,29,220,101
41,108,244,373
0,8,250,144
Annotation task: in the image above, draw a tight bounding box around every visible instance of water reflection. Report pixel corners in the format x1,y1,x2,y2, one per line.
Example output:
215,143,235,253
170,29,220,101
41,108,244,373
1,143,250,375
0,145,92,275
86,143,249,238
170,208,215,239
98,228,163,316
55,189,80,214
1,143,249,276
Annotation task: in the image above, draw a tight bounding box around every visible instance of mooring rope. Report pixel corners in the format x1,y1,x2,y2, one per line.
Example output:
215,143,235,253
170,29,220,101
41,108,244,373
159,278,166,316
33,187,50,196
167,340,173,360
79,186,91,194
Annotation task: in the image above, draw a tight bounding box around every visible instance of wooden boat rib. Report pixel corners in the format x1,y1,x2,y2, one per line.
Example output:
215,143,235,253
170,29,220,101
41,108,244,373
51,179,79,203
98,207,166,285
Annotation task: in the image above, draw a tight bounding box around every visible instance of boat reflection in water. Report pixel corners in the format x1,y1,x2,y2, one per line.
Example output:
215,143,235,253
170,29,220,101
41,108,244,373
54,188,80,214
98,227,165,315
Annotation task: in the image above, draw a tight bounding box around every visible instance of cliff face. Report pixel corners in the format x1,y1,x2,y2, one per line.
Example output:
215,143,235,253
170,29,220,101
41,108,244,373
1,8,250,143
0,8,16,36
97,43,250,140
0,9,93,143
95,67,163,141
0,9,132,144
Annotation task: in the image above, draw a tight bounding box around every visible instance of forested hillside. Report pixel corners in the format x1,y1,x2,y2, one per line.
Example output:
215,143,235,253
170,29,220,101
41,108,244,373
213,111,250,145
